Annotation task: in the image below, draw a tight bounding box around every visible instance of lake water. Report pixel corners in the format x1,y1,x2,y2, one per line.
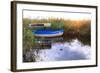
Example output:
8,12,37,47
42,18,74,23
23,37,91,62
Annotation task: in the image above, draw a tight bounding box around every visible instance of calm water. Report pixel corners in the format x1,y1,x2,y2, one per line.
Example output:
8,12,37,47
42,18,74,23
23,37,91,62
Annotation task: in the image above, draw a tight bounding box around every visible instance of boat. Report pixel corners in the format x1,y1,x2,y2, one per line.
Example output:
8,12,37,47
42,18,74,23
32,29,64,37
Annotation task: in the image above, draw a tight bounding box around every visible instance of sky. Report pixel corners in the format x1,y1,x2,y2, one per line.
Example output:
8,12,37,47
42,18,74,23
23,10,91,20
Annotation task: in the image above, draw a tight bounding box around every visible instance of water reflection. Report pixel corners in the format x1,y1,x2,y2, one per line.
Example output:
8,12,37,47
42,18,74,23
23,37,91,62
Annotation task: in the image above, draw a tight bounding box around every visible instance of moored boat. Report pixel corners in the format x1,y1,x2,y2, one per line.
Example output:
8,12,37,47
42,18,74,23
33,29,64,37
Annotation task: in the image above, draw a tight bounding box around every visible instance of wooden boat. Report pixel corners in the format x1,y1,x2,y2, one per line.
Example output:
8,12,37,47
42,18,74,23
33,29,64,37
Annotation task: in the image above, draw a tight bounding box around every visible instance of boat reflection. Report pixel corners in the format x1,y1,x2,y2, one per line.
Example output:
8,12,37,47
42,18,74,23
32,37,64,49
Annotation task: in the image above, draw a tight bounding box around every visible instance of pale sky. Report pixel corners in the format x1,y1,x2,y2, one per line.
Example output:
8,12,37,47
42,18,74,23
23,10,91,20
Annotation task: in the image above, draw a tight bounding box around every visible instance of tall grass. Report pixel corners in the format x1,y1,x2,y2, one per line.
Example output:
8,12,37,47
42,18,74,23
23,18,91,51
23,18,91,35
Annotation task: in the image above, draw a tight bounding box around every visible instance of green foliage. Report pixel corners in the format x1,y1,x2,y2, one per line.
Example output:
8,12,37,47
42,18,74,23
23,18,32,28
23,28,34,53
51,21,64,29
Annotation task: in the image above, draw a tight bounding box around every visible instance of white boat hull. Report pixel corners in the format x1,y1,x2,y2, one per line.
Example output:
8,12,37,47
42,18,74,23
34,32,63,37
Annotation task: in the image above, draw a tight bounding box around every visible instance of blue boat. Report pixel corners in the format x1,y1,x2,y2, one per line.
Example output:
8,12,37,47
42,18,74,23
33,29,64,37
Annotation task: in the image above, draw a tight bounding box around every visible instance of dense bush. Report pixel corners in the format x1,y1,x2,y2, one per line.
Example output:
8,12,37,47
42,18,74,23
23,28,34,53
51,21,64,29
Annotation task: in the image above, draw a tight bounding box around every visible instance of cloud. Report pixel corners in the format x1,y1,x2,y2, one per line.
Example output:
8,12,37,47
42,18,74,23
37,39,90,61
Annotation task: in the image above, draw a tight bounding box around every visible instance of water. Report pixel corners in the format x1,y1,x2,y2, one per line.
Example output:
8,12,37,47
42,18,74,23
23,37,91,62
